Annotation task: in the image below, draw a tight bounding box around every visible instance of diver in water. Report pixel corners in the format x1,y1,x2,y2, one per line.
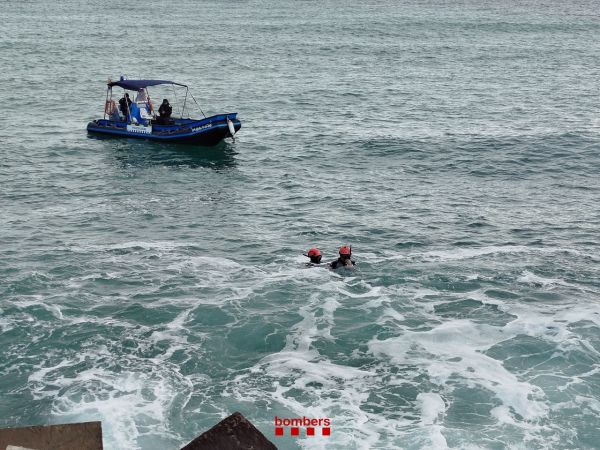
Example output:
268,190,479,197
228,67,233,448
330,246,355,269
303,247,322,266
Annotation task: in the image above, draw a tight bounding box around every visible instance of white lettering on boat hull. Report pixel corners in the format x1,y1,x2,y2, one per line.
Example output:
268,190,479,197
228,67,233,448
191,123,212,132
126,124,153,134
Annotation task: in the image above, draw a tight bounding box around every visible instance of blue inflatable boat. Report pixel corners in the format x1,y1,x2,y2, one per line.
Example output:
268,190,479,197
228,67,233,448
87,78,241,146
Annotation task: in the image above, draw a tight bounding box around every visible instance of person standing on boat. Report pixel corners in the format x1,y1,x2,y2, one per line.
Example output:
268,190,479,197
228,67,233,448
135,89,152,113
158,99,173,124
330,246,355,269
105,98,120,121
135,89,147,103
118,93,132,119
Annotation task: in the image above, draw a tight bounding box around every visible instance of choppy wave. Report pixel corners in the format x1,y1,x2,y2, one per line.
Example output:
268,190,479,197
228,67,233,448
2,0,600,449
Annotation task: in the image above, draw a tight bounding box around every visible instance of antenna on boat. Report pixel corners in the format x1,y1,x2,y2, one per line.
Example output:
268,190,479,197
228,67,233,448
171,84,179,118
104,83,110,120
187,91,206,118
182,86,189,118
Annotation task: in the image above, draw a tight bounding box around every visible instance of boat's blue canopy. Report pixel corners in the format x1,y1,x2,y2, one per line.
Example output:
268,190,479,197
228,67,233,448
108,79,187,91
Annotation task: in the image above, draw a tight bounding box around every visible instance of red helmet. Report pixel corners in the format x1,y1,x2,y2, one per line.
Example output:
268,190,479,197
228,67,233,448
339,246,351,256
307,248,321,257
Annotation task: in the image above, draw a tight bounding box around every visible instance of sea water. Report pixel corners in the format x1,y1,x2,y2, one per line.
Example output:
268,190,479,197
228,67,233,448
1,0,599,449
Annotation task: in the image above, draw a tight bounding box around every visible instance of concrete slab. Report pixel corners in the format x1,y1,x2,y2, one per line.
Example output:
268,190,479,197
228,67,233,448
0,422,103,450
180,412,277,450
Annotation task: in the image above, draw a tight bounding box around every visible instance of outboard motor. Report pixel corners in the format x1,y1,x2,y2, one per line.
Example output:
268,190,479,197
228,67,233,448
227,117,236,143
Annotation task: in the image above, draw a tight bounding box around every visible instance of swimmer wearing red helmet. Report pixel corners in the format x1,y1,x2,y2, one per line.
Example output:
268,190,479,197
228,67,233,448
330,245,355,269
303,247,322,265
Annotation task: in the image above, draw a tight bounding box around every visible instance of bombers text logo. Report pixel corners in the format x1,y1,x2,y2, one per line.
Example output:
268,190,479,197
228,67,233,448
274,416,331,437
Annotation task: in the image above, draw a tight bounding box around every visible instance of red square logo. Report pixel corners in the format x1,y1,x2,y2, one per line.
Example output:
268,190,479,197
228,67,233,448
275,428,283,436
291,427,299,436
322,427,331,436
306,427,315,436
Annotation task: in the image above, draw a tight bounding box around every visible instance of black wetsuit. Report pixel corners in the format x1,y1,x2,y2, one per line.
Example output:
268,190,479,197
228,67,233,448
158,103,172,119
305,262,323,268
330,258,356,269
118,96,132,117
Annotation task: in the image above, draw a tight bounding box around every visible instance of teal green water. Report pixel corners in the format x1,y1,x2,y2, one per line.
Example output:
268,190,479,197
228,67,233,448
1,1,600,449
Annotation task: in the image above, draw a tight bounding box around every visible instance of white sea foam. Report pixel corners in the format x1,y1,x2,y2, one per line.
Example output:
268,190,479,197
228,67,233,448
6,235,595,450
364,275,600,446
517,270,576,289
148,310,192,359
170,255,242,271
491,405,518,425
369,320,548,422
419,245,533,261
573,395,600,414
8,296,64,320
335,284,384,299
69,240,195,253
29,345,193,450
376,307,405,324
412,288,440,299
417,392,446,425
28,359,74,384
226,278,407,449
78,271,122,281
376,245,585,264
0,317,13,333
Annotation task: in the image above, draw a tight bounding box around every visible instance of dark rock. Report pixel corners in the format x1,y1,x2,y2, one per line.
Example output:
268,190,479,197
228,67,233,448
0,421,103,450
181,412,277,450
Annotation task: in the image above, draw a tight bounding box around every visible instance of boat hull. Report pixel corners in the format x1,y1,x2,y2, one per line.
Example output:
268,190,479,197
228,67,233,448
87,113,241,146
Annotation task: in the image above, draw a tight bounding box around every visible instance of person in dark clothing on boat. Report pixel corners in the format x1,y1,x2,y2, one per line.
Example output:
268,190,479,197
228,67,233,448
118,93,132,119
158,99,173,124
304,247,322,266
330,246,355,269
